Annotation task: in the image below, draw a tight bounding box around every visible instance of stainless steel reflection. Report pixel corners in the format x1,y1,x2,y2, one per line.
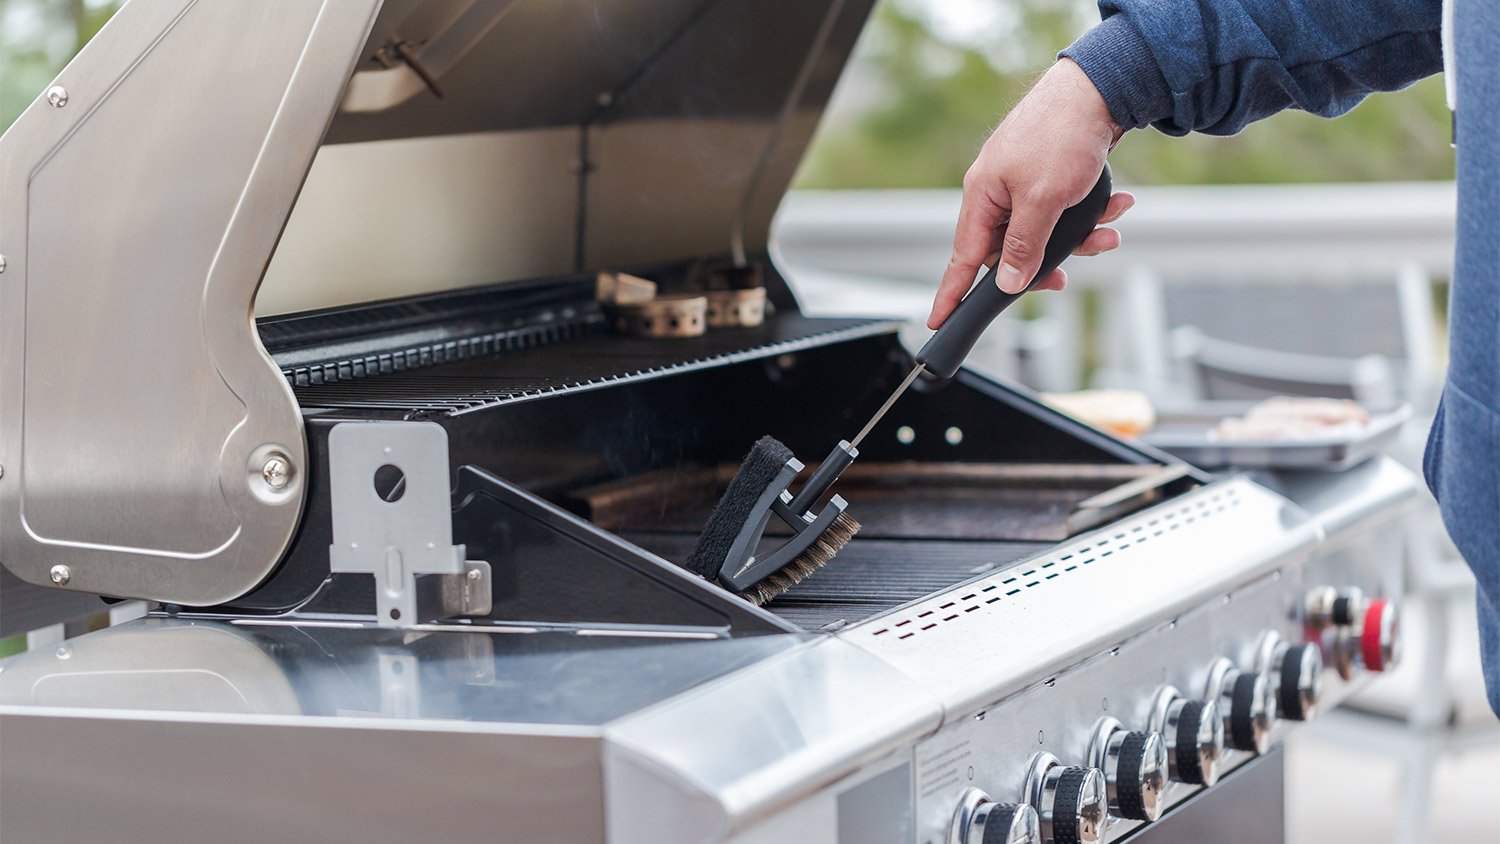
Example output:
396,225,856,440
845,478,1319,719
603,637,942,843
0,0,381,604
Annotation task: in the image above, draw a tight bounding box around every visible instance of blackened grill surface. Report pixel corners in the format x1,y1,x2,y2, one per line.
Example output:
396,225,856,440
293,315,895,415
626,532,1050,630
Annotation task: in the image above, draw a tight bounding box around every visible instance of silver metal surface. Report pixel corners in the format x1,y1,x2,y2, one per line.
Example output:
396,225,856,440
1250,454,1420,542
0,709,607,844
1142,403,1412,471
603,637,941,843
44,85,67,108
906,564,1300,843
327,422,466,626
844,478,1319,719
0,0,382,604
447,560,495,617
47,565,70,586
0,618,808,726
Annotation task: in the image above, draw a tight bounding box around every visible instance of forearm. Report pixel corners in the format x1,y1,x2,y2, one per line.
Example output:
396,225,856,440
1060,0,1443,136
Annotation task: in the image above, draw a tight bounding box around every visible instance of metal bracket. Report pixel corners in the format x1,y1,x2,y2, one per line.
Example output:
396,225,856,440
327,421,476,627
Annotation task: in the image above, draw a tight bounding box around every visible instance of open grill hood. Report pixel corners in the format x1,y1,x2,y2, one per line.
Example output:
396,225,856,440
259,0,876,316
0,0,875,606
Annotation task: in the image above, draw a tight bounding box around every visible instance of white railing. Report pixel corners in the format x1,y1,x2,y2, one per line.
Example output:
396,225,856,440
773,181,1456,392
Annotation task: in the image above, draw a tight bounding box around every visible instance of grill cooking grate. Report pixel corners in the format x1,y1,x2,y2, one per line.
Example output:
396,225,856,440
625,532,1050,630
293,316,895,415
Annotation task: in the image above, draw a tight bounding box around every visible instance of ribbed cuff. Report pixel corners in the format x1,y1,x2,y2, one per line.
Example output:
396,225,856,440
1059,14,1174,130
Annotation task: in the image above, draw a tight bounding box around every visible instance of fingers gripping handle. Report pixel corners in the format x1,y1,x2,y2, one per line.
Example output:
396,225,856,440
916,164,1113,379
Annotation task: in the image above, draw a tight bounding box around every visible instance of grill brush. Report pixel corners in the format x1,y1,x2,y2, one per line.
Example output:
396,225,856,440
688,165,1113,604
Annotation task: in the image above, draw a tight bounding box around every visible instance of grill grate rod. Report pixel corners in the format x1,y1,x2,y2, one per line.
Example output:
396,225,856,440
294,316,897,415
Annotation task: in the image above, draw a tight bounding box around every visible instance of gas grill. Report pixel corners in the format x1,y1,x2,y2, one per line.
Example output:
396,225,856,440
0,2,1417,843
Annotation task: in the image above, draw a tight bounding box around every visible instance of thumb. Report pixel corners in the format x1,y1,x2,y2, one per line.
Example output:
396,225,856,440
995,201,1063,294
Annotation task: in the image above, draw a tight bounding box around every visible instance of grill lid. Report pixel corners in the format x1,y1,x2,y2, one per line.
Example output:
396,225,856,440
257,0,877,316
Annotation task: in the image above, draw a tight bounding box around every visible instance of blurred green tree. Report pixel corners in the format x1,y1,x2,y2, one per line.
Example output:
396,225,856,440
1,0,1453,188
797,0,1455,187
0,0,120,129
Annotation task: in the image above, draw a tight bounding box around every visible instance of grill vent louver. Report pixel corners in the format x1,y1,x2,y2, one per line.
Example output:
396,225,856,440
865,488,1243,642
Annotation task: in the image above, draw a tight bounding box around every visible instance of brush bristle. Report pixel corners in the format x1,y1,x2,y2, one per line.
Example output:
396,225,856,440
741,511,860,606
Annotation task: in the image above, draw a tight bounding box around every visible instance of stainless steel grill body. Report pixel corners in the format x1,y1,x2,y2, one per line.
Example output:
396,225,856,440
0,2,1417,843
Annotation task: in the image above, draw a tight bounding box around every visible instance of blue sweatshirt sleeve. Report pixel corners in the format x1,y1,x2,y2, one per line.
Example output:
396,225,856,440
1059,0,1443,136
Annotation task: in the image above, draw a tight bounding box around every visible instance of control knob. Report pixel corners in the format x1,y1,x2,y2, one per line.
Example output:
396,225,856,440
1358,597,1400,673
1204,658,1277,754
1087,718,1167,822
1149,687,1224,786
1024,753,1108,844
952,788,1041,844
1257,632,1323,721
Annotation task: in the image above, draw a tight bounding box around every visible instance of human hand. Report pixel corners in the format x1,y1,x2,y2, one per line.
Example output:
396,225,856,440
928,58,1133,329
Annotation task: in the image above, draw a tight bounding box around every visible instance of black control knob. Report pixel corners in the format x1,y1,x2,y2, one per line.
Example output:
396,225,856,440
979,803,1042,844
1162,698,1223,786
1025,755,1107,844
953,789,1041,844
1225,671,1276,754
1331,592,1361,627
1088,718,1167,823
1274,641,1323,721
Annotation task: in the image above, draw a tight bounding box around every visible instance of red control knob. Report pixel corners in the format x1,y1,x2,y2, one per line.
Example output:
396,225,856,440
1360,598,1399,672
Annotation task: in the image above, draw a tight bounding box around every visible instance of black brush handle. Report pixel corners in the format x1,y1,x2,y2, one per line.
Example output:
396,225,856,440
916,164,1113,379
787,440,857,515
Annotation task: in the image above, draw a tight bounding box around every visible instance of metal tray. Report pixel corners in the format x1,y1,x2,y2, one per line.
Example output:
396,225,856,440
1141,401,1412,471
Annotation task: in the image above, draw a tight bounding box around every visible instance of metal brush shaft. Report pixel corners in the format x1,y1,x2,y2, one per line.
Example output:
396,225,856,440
791,362,924,514
851,363,925,448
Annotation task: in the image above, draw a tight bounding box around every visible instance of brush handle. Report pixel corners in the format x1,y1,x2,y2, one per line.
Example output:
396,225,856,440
788,440,858,515
916,164,1113,379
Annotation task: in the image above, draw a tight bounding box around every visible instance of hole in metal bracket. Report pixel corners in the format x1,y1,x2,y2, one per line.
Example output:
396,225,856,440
374,464,407,502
